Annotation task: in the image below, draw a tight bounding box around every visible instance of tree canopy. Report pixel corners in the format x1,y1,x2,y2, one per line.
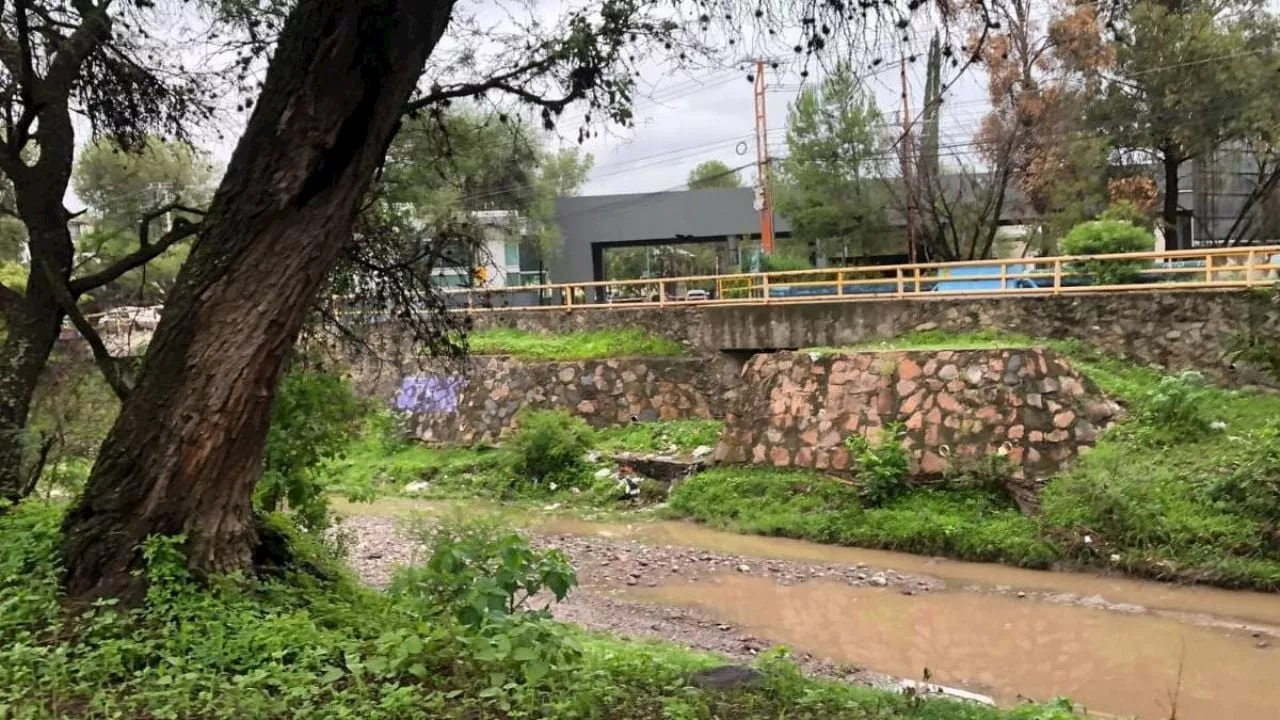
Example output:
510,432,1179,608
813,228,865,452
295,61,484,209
687,160,741,189
775,63,892,260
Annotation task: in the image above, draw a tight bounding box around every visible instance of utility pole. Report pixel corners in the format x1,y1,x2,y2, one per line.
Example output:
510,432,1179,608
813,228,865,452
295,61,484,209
899,51,918,264
752,59,775,255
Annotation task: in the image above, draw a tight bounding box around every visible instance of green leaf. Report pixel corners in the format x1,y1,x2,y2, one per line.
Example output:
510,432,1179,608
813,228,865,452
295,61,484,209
319,666,344,684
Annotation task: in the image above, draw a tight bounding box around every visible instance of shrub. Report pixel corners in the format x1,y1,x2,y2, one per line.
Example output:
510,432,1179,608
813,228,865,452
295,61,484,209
257,368,365,530
504,409,595,492
1060,219,1155,285
1135,371,1215,442
845,423,910,507
392,513,577,626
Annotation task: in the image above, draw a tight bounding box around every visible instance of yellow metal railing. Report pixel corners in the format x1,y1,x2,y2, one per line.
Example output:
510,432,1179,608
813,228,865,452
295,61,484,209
444,245,1280,312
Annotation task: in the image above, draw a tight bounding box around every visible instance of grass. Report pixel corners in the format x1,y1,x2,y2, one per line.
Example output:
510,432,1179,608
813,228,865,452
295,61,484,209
0,501,1080,720
806,329,1035,354
669,331,1280,590
666,468,1056,569
597,418,724,455
468,327,686,360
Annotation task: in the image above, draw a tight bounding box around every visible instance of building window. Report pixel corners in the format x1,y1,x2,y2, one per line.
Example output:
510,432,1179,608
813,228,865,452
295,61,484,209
504,241,520,267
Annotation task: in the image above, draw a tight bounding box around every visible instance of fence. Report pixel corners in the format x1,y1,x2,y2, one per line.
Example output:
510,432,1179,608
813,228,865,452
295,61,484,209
440,245,1280,312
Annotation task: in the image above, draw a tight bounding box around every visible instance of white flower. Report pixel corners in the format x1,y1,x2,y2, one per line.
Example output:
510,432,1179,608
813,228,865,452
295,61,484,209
1084,535,1093,545
1210,420,1227,431
549,482,558,491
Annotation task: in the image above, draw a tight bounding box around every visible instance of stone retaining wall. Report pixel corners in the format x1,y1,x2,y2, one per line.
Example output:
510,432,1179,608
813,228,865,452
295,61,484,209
405,356,713,445
713,348,1121,479
470,290,1279,385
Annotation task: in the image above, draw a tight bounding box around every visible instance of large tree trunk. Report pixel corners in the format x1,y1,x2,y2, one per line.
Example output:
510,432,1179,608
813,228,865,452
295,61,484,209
61,0,455,602
0,197,78,505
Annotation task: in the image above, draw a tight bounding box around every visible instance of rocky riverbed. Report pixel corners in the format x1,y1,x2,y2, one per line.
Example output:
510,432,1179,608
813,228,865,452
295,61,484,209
340,514,937,686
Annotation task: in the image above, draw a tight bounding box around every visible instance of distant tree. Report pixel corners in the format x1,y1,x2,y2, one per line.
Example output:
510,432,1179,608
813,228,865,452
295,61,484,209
775,63,891,260
71,139,217,305
687,160,741,189
1079,0,1279,248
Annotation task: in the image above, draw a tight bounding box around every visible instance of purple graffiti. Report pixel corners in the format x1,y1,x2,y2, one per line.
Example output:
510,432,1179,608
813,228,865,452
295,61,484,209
395,375,464,414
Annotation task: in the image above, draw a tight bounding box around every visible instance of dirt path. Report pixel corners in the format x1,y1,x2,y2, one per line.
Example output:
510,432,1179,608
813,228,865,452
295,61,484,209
340,514,938,687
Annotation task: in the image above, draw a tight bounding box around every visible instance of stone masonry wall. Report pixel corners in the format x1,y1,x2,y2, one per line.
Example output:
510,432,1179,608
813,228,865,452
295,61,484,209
405,356,713,445
713,348,1121,479
470,290,1279,385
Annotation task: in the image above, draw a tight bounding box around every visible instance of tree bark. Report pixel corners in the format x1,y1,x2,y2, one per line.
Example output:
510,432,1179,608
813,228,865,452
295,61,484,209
0,104,79,506
60,0,456,602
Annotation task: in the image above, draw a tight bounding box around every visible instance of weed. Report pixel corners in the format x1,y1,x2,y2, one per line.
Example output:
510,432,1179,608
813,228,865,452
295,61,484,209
845,423,910,506
596,419,724,454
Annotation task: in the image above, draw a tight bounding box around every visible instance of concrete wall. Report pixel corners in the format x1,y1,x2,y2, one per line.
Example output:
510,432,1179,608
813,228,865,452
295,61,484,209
714,349,1121,480
471,290,1280,385
401,356,714,445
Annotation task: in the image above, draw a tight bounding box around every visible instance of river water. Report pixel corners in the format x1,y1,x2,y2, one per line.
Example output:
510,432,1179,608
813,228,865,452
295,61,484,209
541,518,1280,720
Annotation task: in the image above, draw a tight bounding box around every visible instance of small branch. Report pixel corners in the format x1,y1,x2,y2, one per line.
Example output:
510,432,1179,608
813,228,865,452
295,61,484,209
69,210,202,294
33,254,130,400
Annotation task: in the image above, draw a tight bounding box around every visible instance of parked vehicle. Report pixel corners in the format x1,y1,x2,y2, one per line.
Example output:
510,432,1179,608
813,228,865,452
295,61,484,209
932,264,1038,292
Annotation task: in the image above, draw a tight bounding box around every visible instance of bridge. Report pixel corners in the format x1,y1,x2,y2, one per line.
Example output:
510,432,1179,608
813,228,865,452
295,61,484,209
460,245,1280,386
451,245,1280,313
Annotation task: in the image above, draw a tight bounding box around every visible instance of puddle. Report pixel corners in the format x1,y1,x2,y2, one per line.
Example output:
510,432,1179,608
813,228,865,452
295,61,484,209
541,518,1280,628
634,575,1279,720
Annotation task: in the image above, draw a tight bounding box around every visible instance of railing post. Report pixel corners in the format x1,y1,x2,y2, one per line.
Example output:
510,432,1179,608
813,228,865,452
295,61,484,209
565,285,573,310
762,274,770,304
1053,259,1063,295
1206,253,1213,284
1247,250,1257,288
999,262,1008,291
837,271,844,296
659,283,667,308
913,267,921,294
896,268,904,298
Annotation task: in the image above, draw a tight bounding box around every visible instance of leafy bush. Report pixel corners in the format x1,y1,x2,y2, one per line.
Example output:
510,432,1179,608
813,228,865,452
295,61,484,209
1134,371,1215,442
257,368,365,530
845,423,910,506
504,409,595,493
1060,219,1155,285
25,360,120,495
392,513,577,626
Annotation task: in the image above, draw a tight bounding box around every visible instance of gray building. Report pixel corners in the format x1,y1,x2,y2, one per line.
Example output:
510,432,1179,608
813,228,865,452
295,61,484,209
548,187,791,286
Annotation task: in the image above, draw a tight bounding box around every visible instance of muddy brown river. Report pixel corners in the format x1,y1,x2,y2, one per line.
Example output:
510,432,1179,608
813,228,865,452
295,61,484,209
337,500,1280,719
543,518,1280,720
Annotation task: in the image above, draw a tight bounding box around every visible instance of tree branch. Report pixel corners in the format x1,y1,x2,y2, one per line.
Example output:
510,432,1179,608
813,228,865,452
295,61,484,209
406,55,558,114
69,203,204,294
33,254,130,400
43,0,112,96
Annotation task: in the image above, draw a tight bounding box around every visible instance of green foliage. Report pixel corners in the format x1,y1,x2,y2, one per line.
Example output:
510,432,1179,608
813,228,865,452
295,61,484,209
0,259,26,294
686,159,741,189
26,360,120,495
392,513,577,626
0,502,1074,719
1041,377,1280,589
505,409,595,492
596,419,723,454
258,369,365,531
845,423,910,506
668,467,1054,567
774,63,895,260
1132,371,1216,443
1060,219,1155,285
468,327,685,360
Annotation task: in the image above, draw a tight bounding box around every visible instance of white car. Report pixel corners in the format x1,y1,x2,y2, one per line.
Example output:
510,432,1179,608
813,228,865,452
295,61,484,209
685,289,709,301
